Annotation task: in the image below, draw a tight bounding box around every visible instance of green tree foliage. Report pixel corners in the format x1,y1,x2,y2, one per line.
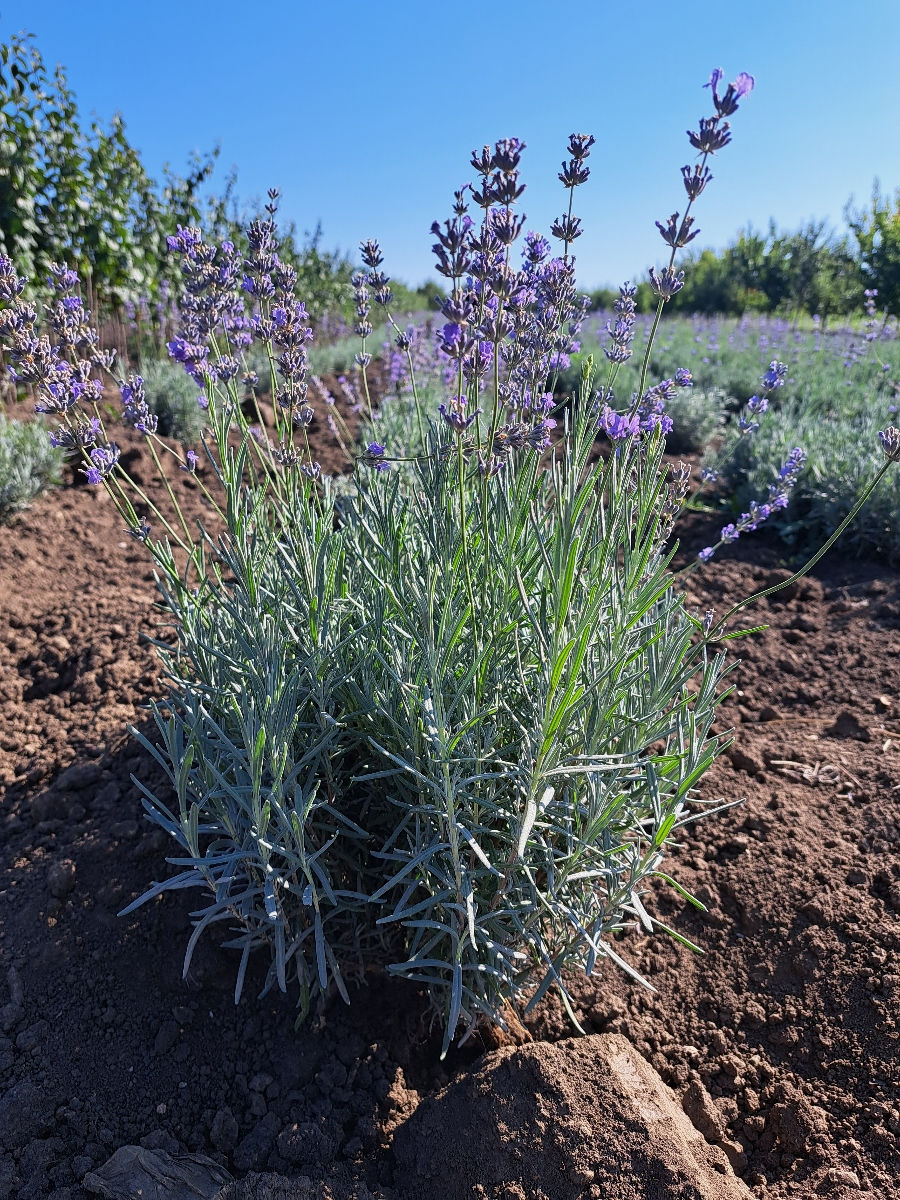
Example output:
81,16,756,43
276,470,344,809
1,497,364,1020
0,30,216,308
0,30,366,325
847,182,900,316
662,221,860,319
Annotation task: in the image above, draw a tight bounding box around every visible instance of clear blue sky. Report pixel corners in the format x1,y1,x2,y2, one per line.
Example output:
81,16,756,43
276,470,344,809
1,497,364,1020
4,0,900,291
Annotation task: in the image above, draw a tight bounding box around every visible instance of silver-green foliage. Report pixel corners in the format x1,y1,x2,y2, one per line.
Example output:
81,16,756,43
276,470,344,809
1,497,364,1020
662,386,727,454
124,385,733,1053
721,398,900,564
139,358,208,444
343,418,731,1046
0,413,63,521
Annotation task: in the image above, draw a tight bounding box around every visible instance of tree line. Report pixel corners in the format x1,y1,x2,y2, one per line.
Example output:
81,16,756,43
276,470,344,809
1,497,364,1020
590,197,900,320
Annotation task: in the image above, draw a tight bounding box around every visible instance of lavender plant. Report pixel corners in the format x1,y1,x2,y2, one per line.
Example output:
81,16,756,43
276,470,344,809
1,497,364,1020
138,357,208,444
0,411,64,521
5,71,899,1055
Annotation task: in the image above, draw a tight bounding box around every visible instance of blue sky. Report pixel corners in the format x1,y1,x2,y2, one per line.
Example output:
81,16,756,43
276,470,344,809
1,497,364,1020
4,0,900,291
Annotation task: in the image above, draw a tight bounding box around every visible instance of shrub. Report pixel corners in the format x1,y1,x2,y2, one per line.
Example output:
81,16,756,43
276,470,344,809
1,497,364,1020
3,71,896,1055
0,413,63,521
719,398,900,565
139,358,208,445
658,386,727,454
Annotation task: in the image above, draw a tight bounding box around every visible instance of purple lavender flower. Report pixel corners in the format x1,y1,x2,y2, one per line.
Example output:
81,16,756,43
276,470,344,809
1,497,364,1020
598,405,640,442
558,158,591,188
127,517,151,542
83,443,120,485
655,212,699,250
637,385,675,435
687,117,732,154
167,336,210,381
431,215,474,279
550,213,582,245
878,426,900,462
166,226,203,253
762,360,787,390
704,68,755,117
526,417,556,452
180,450,199,473
0,255,26,300
604,285,637,364
698,547,715,563
523,232,551,265
492,137,526,174
214,355,241,382
675,368,693,388
120,374,158,436
439,395,479,435
49,416,102,452
477,452,504,478
274,439,302,468
681,163,713,201
364,442,390,471
649,266,685,300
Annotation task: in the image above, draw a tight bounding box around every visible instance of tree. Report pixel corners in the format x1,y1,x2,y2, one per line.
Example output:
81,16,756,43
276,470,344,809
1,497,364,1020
847,182,900,315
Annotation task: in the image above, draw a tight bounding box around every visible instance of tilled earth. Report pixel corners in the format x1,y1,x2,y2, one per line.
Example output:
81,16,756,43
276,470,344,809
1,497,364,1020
0,400,898,1199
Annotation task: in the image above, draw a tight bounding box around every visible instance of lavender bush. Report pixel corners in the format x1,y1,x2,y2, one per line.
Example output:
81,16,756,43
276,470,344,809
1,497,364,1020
0,411,64,521
4,69,898,1054
138,357,208,444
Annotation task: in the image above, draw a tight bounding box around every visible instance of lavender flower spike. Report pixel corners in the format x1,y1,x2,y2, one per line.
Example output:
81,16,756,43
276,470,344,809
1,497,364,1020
879,426,900,463
705,69,755,117
364,442,390,471
439,396,479,435
82,444,120,485
598,405,640,442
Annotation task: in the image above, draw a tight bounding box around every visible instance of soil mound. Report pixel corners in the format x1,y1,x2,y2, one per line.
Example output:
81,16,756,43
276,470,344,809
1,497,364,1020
392,1034,751,1200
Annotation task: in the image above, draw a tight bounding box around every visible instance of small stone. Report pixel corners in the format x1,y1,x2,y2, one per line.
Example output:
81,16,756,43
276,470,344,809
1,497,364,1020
210,1107,239,1155
824,1166,862,1189
727,748,763,776
682,1079,726,1141
825,709,871,742
47,859,77,899
82,1146,230,1199
0,1004,24,1034
71,1155,93,1178
55,762,103,792
154,1021,180,1055
232,1112,280,1172
0,1078,54,1150
276,1120,339,1167
139,1129,181,1155
15,1021,45,1053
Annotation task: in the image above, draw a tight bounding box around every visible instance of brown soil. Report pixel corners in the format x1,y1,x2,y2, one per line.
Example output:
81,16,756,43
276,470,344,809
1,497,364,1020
0,394,898,1199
